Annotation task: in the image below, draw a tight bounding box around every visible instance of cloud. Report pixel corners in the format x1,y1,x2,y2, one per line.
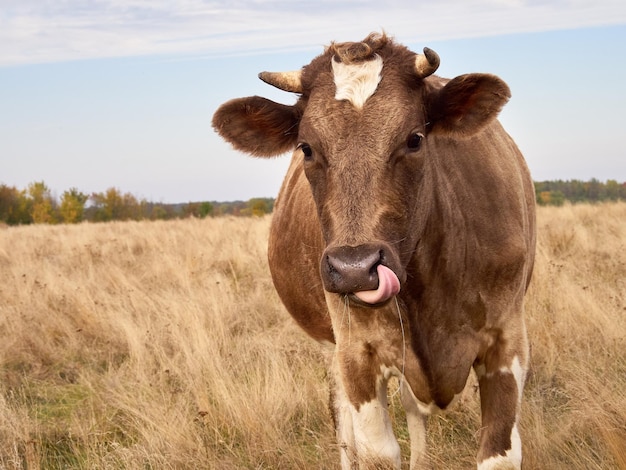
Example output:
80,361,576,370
1,0,625,66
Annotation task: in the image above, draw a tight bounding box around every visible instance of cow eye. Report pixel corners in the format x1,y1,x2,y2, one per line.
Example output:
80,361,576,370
298,143,313,160
407,132,424,151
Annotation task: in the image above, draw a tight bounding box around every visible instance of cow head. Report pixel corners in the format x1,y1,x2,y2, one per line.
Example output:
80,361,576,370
212,33,511,308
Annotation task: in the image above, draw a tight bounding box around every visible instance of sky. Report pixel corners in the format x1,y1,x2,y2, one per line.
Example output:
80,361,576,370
1,1,625,203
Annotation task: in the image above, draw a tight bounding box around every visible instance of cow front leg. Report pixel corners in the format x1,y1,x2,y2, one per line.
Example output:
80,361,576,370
330,352,401,469
400,379,431,469
329,356,357,469
474,327,528,470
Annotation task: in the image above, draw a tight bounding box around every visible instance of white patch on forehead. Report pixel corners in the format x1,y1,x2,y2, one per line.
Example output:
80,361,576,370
331,54,383,109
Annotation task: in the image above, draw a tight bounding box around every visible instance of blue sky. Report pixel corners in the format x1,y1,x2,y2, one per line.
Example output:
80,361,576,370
1,1,625,202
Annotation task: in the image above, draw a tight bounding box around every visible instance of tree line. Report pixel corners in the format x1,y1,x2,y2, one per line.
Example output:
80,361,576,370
1,179,623,225
534,179,626,206
0,181,274,226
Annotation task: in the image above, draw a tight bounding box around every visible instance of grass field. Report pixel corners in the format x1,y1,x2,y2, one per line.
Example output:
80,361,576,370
1,203,625,469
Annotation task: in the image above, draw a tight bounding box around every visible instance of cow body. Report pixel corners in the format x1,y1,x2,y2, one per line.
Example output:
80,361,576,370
213,33,535,469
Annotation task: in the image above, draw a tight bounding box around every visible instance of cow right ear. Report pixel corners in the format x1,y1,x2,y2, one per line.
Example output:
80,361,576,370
426,73,511,138
212,96,300,157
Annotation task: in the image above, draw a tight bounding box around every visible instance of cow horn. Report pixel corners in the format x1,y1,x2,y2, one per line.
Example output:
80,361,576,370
258,70,303,93
414,47,440,78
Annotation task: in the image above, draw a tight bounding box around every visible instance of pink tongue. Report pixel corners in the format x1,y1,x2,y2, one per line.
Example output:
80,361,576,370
354,265,401,305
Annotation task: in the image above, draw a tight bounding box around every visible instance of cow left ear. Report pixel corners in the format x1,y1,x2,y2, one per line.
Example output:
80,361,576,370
427,73,511,138
212,96,300,158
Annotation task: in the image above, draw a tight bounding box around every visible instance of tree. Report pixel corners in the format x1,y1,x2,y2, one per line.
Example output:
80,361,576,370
149,204,169,220
199,201,213,218
89,188,141,222
537,191,551,206
585,178,604,201
27,181,57,224
0,184,31,225
605,179,620,201
182,201,213,218
535,179,625,205
247,198,272,216
60,188,88,223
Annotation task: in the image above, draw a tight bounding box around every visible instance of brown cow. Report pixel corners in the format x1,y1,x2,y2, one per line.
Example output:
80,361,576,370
212,32,536,470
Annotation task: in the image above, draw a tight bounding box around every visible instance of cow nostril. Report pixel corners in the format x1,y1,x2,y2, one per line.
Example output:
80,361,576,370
369,250,385,276
323,245,384,294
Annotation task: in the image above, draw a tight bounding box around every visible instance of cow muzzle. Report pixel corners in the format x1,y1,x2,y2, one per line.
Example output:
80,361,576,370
321,243,402,307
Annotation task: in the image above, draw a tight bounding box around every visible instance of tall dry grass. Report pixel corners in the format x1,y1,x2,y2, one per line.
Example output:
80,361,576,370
0,204,624,469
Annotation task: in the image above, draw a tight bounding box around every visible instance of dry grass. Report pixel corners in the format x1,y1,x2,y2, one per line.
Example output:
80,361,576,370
0,203,624,469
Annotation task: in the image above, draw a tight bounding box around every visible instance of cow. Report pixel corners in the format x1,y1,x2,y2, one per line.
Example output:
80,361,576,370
212,32,536,470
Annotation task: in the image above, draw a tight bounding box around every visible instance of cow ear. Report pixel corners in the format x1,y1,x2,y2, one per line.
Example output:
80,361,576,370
427,74,511,138
212,96,300,157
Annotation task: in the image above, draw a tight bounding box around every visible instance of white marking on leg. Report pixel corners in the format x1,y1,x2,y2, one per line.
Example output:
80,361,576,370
477,355,526,399
504,355,525,402
351,399,401,468
331,54,383,109
477,424,522,470
400,379,430,469
509,424,522,467
331,356,356,469
336,394,356,469
477,355,525,470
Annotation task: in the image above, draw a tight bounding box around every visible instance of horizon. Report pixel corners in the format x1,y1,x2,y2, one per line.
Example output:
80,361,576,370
2,177,624,208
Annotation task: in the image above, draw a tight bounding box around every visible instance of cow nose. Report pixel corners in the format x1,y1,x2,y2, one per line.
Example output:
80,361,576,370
322,244,382,294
